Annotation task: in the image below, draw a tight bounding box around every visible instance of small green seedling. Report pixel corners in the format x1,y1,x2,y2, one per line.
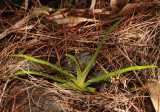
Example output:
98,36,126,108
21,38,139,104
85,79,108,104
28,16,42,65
7,17,157,92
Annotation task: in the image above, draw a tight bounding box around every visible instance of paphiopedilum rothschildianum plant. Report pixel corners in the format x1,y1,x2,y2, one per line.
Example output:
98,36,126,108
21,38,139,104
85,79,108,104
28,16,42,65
7,17,157,92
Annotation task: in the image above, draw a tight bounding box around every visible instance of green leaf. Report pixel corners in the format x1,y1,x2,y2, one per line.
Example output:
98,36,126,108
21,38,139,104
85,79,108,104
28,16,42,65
130,87,139,91
65,54,87,87
56,82,72,88
83,66,157,88
68,3,72,7
41,18,47,22
49,21,58,26
65,54,82,77
81,17,125,83
84,87,95,92
10,54,75,78
7,70,67,83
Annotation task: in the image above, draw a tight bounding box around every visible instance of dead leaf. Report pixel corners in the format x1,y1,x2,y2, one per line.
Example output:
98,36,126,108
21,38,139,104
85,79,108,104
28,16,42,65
149,80,160,112
110,0,129,9
119,3,143,14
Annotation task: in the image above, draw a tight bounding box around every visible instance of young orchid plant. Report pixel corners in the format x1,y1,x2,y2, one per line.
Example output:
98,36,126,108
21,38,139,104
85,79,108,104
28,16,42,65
7,17,157,92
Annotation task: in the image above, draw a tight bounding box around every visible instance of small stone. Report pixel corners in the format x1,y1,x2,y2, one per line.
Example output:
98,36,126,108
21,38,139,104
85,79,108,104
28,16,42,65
67,51,96,71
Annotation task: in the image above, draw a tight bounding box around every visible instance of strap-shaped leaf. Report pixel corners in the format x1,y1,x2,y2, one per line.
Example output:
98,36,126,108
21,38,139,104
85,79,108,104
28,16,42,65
82,17,125,82
10,54,75,78
7,70,68,83
65,54,82,76
65,54,85,87
83,66,157,88
84,87,95,92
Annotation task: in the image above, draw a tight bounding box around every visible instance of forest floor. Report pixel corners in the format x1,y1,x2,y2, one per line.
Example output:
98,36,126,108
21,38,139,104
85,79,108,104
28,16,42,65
0,0,160,112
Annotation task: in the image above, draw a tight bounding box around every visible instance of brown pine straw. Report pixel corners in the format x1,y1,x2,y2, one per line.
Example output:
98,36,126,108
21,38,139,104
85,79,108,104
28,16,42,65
0,1,159,111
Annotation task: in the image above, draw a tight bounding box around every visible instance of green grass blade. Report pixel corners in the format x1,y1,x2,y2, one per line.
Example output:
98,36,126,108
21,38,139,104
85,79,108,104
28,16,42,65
82,17,125,79
10,54,74,78
7,70,68,83
83,66,157,88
